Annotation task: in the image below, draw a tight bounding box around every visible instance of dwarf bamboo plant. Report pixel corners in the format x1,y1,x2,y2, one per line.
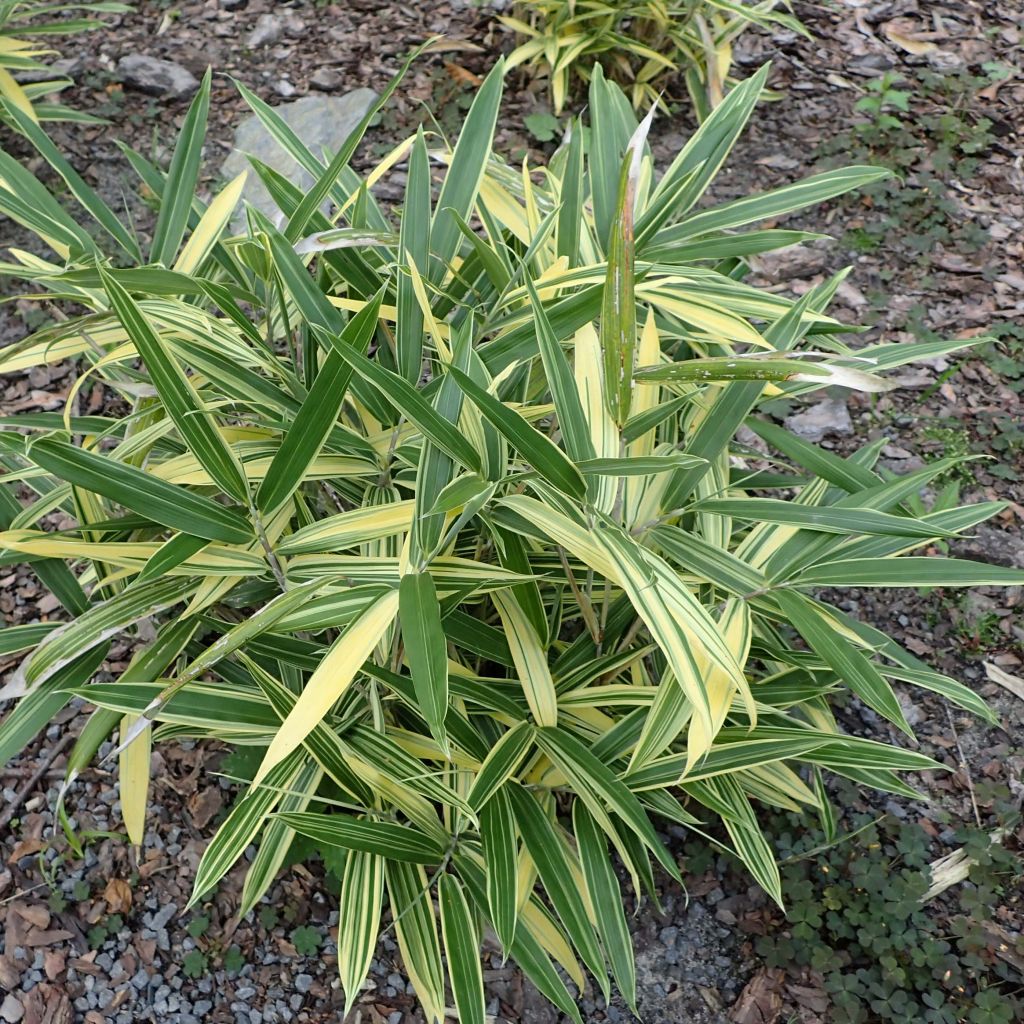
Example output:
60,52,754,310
0,1,129,124
0,56,1018,1020
502,0,807,116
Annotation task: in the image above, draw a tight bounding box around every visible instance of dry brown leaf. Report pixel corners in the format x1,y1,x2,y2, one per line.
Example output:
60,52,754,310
187,786,223,831
445,62,483,87
985,662,1024,700
102,877,133,915
730,967,784,1024
882,18,942,55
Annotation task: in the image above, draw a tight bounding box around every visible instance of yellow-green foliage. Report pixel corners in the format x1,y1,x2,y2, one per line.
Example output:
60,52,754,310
0,1,128,123
0,53,1015,1021
502,0,806,115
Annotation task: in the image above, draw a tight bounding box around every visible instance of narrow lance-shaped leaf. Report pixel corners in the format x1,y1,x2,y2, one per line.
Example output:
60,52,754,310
256,289,384,513
276,812,445,864
634,355,892,393
492,591,558,728
188,751,305,907
386,860,446,1024
601,106,654,424
27,439,253,545
572,801,637,1014
525,275,594,464
429,58,505,283
399,570,449,754
3,99,141,261
150,69,212,266
466,721,535,812
445,365,585,499
337,847,384,1017
507,784,606,992
99,265,249,503
253,589,400,785
438,874,486,1024
774,590,912,736
397,126,430,382
480,787,519,954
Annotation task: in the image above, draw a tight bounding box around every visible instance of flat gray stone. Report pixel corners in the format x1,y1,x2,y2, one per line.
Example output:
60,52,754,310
117,55,198,99
220,90,377,232
784,397,852,442
0,994,24,1024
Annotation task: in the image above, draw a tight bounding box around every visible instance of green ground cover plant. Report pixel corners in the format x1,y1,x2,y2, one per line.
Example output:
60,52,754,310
0,53,1021,1019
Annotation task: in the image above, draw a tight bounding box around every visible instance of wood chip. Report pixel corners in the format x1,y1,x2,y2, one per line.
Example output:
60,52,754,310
12,903,50,930
985,662,1024,700
21,984,71,1024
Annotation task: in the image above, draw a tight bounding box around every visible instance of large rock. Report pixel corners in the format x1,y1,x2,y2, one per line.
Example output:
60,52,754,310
784,397,853,442
117,54,198,99
220,90,377,232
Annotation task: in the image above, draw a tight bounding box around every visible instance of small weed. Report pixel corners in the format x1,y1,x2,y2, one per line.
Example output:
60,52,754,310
822,67,999,267
222,945,246,974
182,949,208,978
186,913,210,939
290,924,321,956
87,913,124,949
743,793,1024,1024
524,110,561,143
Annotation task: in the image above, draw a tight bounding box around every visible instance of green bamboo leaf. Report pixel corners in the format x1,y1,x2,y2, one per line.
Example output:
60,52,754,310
634,356,891,392
99,267,249,503
188,751,305,907
795,557,1024,588
601,107,653,424
579,453,705,477
397,126,431,382
240,759,323,916
555,116,584,265
0,647,108,767
572,801,637,1014
774,590,911,735
664,166,892,241
507,783,607,991
135,533,209,583
329,343,482,472
150,69,212,266
535,726,680,882
337,847,384,1017
284,42,428,241
429,59,505,281
453,851,583,1024
386,860,446,1024
28,438,253,544
399,570,449,754
525,275,594,464
480,787,518,953
445,365,585,498
438,874,485,1024
467,721,535,812
256,290,383,513
3,100,141,261
276,812,445,863
17,576,195,693
692,499,955,539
